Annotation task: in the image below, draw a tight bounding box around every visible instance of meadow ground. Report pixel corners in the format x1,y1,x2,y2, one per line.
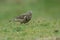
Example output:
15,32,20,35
0,0,60,40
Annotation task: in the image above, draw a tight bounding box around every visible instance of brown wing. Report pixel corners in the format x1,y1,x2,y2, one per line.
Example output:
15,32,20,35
16,14,26,19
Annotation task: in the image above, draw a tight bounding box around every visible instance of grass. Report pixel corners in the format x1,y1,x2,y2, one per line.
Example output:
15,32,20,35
0,0,60,40
0,17,60,40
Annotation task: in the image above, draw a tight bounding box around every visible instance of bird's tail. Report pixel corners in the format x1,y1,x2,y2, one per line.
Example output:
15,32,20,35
9,18,16,22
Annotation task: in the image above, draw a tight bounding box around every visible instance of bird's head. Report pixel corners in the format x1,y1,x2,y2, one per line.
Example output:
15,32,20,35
27,10,32,16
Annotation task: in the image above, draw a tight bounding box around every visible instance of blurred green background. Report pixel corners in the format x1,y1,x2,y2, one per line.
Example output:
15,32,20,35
0,0,60,21
0,0,60,40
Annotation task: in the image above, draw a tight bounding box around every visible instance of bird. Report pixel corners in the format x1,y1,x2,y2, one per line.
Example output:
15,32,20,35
9,10,32,24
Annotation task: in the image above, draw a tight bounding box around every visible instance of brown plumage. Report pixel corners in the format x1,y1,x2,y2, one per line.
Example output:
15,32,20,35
10,11,32,24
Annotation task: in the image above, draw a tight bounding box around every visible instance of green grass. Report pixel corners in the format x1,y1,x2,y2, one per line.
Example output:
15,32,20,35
0,0,60,40
0,17,60,40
